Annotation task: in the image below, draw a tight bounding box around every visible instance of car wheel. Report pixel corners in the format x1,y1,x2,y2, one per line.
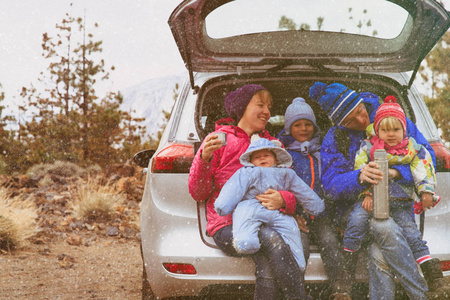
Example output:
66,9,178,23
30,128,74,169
140,244,156,300
142,262,156,300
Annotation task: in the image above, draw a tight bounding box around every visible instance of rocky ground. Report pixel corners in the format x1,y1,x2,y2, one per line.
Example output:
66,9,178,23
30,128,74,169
1,164,448,300
0,164,144,299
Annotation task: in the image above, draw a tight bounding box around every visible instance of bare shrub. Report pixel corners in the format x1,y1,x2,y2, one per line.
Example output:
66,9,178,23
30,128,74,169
85,164,102,175
0,189,39,252
38,175,53,188
72,177,125,222
27,161,86,178
130,211,140,231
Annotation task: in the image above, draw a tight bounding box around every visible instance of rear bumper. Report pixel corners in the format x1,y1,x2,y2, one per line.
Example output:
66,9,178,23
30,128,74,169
141,173,450,299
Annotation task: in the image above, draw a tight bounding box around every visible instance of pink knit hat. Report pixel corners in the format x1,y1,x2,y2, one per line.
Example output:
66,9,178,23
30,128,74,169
374,95,406,135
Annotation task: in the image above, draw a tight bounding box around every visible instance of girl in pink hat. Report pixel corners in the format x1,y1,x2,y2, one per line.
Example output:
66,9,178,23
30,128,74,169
333,95,447,298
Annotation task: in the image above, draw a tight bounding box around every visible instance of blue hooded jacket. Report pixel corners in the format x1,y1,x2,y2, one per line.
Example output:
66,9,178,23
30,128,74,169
215,138,325,217
321,92,436,217
277,132,323,198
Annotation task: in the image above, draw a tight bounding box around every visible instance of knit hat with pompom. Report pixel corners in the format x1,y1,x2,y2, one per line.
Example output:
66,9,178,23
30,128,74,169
284,97,319,134
309,82,362,125
374,95,406,136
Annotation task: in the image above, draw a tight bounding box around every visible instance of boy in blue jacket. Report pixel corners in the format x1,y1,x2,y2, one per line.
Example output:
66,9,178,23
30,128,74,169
215,136,324,300
309,81,437,300
278,97,341,299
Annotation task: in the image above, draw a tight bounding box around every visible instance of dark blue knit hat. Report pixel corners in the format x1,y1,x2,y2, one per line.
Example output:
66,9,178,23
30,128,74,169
309,82,363,125
224,84,267,122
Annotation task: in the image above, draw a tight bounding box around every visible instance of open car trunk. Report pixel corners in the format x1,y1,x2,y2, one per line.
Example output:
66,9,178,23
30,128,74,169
194,71,421,251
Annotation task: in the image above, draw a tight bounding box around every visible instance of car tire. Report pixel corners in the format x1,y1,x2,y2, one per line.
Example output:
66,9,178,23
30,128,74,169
142,262,156,300
140,244,156,300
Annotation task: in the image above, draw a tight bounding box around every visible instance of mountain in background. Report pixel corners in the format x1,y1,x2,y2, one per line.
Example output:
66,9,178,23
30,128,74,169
2,74,186,139
121,73,186,138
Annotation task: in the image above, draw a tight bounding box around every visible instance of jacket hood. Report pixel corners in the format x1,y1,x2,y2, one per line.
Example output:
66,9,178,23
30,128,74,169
240,137,292,168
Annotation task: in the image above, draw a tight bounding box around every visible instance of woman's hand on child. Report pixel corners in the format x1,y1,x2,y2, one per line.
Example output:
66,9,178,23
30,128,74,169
201,134,224,162
359,162,383,185
421,193,433,211
256,189,285,210
362,195,373,213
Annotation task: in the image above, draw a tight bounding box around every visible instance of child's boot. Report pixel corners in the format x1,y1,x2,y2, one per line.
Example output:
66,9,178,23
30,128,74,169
330,251,357,300
420,258,450,299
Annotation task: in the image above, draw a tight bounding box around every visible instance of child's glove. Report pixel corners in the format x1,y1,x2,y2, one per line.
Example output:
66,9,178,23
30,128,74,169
413,195,441,214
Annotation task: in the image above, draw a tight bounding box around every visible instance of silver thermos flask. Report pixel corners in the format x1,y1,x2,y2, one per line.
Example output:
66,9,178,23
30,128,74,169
373,149,389,219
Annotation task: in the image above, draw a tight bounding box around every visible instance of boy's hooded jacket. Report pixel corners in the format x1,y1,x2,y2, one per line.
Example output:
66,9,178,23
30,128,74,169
278,131,323,198
214,137,324,217
188,119,296,236
320,92,436,217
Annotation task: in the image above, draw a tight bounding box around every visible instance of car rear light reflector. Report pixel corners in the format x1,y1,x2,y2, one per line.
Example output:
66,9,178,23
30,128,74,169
430,142,450,171
441,260,450,272
163,263,197,274
151,143,194,173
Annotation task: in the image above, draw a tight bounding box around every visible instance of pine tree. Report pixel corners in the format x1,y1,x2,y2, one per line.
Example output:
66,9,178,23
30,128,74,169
0,85,24,174
19,13,146,168
419,31,450,143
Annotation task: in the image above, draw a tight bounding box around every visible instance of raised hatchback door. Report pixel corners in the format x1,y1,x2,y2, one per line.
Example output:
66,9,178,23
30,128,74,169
169,0,450,77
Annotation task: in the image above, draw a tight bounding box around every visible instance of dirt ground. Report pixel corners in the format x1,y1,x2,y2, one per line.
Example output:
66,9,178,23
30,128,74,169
0,235,142,299
0,164,145,300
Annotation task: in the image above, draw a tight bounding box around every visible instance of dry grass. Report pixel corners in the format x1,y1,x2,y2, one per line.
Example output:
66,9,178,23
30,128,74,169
72,177,126,222
38,174,54,188
27,160,86,178
0,189,39,252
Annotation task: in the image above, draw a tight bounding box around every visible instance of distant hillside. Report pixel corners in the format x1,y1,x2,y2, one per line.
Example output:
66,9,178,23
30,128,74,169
121,73,185,138
2,74,186,139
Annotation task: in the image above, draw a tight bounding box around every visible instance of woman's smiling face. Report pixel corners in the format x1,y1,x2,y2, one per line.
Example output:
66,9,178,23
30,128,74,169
238,91,272,135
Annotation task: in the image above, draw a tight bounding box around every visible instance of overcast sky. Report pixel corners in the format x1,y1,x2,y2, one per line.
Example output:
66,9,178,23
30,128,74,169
1,0,449,109
0,0,185,107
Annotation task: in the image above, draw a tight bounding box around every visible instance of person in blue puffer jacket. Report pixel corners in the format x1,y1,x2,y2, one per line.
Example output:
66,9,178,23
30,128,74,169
309,81,436,300
278,97,342,299
215,136,324,300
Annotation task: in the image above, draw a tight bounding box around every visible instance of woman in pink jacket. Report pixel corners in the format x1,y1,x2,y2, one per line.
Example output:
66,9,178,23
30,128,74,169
189,84,308,300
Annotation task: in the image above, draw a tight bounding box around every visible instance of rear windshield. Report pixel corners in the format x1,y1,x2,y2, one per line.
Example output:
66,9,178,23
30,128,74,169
206,0,408,39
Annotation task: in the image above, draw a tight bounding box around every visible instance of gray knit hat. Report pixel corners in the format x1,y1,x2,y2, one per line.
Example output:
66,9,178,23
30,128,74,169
284,97,319,134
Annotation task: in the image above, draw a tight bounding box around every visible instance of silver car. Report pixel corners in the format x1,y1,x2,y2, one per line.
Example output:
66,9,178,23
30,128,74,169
136,0,450,299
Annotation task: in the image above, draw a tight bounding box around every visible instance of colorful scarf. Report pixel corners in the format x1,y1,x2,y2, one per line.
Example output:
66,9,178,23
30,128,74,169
369,135,409,161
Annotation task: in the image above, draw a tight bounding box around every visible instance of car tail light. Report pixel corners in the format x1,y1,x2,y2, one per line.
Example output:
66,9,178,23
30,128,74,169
430,141,450,172
441,261,450,272
151,143,194,173
163,263,197,274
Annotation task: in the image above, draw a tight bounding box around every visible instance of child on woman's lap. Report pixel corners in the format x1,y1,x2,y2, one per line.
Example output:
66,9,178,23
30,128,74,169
215,137,324,275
